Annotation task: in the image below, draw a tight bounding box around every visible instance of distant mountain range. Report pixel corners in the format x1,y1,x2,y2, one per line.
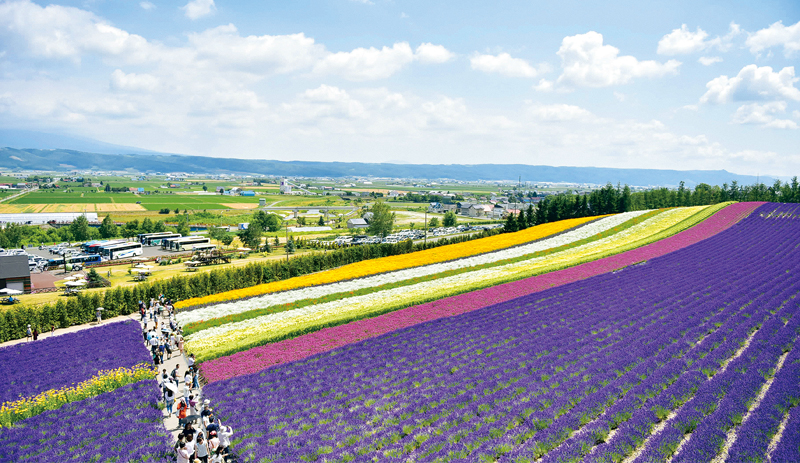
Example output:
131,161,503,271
0,146,768,187
0,129,179,157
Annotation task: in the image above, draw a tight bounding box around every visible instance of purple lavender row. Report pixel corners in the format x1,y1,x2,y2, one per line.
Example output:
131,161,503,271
620,285,800,462
770,403,800,461
203,203,800,462
726,339,800,462
0,380,173,462
629,301,800,459
671,314,800,462
531,294,772,463
509,240,800,463
0,320,151,404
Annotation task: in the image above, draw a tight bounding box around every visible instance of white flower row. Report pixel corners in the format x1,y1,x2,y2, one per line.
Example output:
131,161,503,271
186,207,706,356
177,210,649,326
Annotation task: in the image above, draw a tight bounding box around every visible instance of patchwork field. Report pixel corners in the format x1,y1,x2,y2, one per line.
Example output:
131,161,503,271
0,203,147,213
2,203,798,463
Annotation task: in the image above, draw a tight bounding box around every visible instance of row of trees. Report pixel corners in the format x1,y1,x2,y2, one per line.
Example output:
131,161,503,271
524,178,800,226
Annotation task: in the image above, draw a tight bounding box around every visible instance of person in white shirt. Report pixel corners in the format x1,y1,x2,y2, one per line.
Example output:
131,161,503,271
218,425,233,455
195,433,210,463
183,431,195,459
176,441,191,463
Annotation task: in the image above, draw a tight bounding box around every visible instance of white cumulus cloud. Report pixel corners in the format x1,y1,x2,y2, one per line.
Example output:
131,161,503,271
313,42,415,81
414,43,455,64
658,25,710,55
470,53,539,78
698,56,723,66
188,24,325,74
526,103,594,122
732,101,798,129
657,23,740,55
139,1,156,11
0,0,159,64
182,0,215,20
556,31,680,88
110,69,159,92
700,64,800,104
746,20,800,56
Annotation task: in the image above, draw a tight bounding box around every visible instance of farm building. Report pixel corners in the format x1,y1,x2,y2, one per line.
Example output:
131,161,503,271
347,218,369,229
0,255,31,293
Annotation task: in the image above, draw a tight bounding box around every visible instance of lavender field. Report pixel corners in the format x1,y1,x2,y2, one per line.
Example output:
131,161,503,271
0,380,172,463
204,203,800,462
0,320,151,403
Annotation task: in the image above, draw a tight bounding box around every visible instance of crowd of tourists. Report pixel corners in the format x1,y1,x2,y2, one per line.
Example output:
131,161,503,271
140,295,234,463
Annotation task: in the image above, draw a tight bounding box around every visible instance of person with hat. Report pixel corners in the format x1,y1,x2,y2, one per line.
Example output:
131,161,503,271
200,400,213,421
218,424,233,458
26,324,32,342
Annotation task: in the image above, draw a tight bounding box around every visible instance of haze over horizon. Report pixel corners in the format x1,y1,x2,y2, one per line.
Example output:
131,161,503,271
0,0,798,177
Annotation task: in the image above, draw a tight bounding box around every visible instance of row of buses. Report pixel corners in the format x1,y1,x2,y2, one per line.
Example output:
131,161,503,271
72,233,214,262
46,232,217,267
137,232,212,252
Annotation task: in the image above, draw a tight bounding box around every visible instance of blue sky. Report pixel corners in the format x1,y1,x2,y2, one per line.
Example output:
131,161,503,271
0,0,798,176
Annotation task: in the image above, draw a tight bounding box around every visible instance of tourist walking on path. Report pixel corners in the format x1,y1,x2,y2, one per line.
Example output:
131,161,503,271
195,433,210,463
26,324,32,342
32,327,38,341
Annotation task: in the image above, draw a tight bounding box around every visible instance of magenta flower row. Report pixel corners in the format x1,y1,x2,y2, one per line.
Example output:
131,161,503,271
200,202,764,383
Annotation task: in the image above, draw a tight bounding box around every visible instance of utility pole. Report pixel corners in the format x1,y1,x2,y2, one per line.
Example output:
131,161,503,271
424,209,428,247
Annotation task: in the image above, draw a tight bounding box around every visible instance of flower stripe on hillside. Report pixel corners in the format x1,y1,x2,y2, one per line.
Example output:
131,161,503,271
175,215,600,309
200,203,758,383
177,211,650,327
187,206,711,362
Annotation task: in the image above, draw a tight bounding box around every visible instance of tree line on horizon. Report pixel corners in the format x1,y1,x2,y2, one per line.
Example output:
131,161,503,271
502,178,800,231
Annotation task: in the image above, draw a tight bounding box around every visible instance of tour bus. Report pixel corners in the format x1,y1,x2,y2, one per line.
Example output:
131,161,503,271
48,254,103,267
101,242,144,260
167,236,211,252
146,234,182,247
160,236,189,251
137,232,180,245
82,239,125,253
191,243,217,253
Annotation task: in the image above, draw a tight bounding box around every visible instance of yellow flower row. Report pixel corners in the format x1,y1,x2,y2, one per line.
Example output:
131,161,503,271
0,363,156,427
176,215,602,308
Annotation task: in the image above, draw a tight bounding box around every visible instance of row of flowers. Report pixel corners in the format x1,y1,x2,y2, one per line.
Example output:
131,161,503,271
0,363,157,427
0,380,173,462
199,202,755,382
186,206,714,362
200,203,794,462
0,320,151,405
175,215,601,309
178,210,652,329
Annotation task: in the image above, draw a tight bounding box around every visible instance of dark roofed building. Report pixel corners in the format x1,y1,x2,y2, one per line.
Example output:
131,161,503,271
0,255,31,293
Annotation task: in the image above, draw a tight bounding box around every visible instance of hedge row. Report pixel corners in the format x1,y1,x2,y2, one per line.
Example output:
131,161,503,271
0,229,502,342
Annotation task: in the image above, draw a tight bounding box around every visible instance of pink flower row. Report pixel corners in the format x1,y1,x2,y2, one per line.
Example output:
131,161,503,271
200,202,764,383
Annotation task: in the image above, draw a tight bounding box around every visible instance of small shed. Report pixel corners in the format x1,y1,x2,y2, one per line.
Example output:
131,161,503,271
0,255,31,293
